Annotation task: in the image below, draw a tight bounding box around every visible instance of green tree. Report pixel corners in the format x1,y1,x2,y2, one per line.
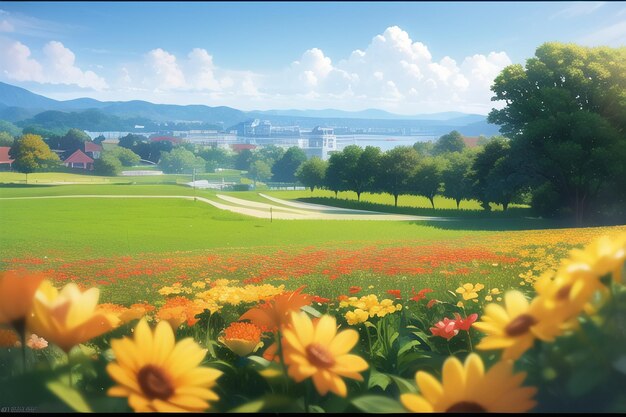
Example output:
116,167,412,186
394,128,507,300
432,130,466,155
248,160,272,187
254,145,285,166
93,135,106,145
234,149,254,171
107,147,141,166
324,152,346,198
118,134,148,150
93,154,122,176
0,120,21,137
159,148,205,174
410,156,446,209
488,42,626,223
199,146,234,171
470,137,510,211
271,146,307,184
57,128,90,154
296,157,327,192
441,150,475,209
341,145,382,201
485,152,528,211
9,134,60,175
378,146,420,207
0,131,14,147
413,141,434,157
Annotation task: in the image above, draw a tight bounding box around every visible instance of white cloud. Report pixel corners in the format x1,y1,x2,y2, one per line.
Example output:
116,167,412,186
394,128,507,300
579,20,626,47
551,1,606,19
0,38,108,90
146,48,187,90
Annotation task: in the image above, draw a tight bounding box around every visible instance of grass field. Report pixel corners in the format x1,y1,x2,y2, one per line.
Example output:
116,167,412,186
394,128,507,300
1,181,625,308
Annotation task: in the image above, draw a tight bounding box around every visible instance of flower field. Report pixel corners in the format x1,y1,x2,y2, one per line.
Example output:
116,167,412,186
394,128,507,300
1,218,626,412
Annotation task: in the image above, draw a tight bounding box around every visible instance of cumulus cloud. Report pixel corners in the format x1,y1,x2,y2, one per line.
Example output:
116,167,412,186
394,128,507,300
0,38,108,90
0,19,13,32
263,26,512,113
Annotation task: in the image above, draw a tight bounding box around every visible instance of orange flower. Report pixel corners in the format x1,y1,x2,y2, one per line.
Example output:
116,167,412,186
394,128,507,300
427,299,439,309
240,286,311,332
348,286,362,294
219,322,263,356
337,295,349,302
386,289,402,299
312,296,331,304
410,288,433,302
0,270,46,326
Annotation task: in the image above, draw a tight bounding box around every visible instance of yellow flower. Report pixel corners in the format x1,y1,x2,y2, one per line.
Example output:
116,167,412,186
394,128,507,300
472,291,562,360
564,234,626,283
219,322,263,356
107,319,222,412
28,281,118,353
0,270,46,326
456,283,484,300
282,312,368,397
400,353,536,412
191,281,206,289
345,309,369,325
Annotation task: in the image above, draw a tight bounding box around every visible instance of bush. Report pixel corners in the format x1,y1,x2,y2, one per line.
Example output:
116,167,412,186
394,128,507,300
94,155,122,176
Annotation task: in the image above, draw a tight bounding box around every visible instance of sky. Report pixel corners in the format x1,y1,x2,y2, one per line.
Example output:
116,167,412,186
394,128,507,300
0,1,624,115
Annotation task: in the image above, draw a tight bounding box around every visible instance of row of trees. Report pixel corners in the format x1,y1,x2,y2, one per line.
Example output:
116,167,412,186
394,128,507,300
295,131,518,210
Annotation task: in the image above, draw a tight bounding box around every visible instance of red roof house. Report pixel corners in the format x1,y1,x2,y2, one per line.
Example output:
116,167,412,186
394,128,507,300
0,147,14,168
84,141,102,159
230,144,257,152
462,136,480,148
150,136,182,144
64,149,94,170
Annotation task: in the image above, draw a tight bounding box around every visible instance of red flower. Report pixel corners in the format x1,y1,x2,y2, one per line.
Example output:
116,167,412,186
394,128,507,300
386,289,402,299
337,295,349,302
426,299,439,309
430,318,459,340
410,288,433,302
312,295,330,304
453,313,478,331
349,286,362,294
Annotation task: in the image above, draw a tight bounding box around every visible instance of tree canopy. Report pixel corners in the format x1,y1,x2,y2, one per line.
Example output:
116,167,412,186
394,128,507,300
9,134,60,174
432,130,466,155
296,157,327,192
271,147,307,183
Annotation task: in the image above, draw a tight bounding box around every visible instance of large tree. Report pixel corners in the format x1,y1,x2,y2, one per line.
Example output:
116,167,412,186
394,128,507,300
9,134,60,174
0,131,14,147
341,145,382,201
159,148,205,174
470,137,511,211
432,130,466,155
296,157,327,192
410,156,446,209
324,152,346,198
107,147,141,166
248,160,272,187
441,150,475,209
488,42,626,222
271,146,307,184
378,146,420,207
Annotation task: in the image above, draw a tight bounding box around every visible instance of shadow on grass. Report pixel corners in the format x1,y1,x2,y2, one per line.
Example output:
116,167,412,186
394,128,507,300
410,217,573,231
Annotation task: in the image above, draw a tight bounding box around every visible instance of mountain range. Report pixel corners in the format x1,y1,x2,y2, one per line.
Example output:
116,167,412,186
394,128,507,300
0,82,500,136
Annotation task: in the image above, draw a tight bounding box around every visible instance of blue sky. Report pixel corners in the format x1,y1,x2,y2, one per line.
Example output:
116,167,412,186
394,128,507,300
0,1,624,114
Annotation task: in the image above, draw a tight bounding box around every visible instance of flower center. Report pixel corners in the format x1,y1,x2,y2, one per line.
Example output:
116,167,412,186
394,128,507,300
505,314,538,337
446,401,487,413
556,284,572,300
137,365,174,400
305,343,335,368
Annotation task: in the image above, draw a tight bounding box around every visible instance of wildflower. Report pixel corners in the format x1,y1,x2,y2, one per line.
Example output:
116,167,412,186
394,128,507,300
191,281,206,289
28,281,118,353
472,291,562,360
312,296,330,304
282,312,368,397
345,309,369,325
410,288,433,302
400,353,536,412
386,289,402,299
240,286,311,332
349,286,362,295
427,299,439,309
0,270,46,326
564,233,626,283
107,319,222,412
26,334,48,350
430,318,458,340
453,313,478,331
456,283,484,301
219,322,263,356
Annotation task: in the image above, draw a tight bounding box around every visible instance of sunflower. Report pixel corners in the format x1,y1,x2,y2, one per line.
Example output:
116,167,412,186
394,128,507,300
107,319,222,412
564,233,626,284
281,311,368,397
472,290,562,360
400,353,536,412
219,322,263,356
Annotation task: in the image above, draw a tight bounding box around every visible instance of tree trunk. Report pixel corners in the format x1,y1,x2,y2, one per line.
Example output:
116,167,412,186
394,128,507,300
429,196,435,209
357,191,361,202
503,201,509,211
456,199,460,209
334,191,338,198
394,194,399,207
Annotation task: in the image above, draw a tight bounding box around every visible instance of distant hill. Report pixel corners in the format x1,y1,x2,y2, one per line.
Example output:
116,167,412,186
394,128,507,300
0,81,500,136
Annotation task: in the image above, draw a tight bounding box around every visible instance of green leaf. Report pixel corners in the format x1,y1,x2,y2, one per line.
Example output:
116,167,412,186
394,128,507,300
352,395,406,413
367,369,391,391
229,399,265,412
389,375,417,394
397,340,421,357
247,355,272,368
46,380,93,413
301,305,322,318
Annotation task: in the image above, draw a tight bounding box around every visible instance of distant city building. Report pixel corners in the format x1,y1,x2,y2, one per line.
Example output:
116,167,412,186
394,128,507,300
303,127,337,160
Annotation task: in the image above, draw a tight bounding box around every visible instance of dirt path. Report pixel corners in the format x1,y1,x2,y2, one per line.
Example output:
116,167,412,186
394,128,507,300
0,194,455,221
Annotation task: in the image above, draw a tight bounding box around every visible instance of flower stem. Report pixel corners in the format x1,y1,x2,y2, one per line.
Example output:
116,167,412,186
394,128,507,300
275,330,289,394
12,318,27,374
466,330,474,352
364,323,374,359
